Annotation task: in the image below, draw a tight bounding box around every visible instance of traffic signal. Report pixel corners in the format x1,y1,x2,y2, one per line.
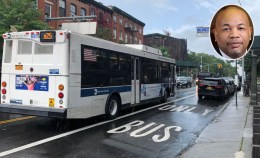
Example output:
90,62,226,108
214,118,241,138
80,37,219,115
217,63,222,68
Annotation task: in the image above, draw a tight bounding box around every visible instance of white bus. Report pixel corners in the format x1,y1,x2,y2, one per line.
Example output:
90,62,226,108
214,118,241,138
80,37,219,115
0,30,175,119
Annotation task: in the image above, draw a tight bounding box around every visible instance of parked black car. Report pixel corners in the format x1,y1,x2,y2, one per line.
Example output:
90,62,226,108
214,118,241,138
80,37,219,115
198,78,229,100
176,76,192,88
220,77,236,96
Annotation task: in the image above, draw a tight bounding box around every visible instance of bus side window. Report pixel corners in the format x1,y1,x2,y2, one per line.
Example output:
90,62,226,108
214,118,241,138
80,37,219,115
4,40,13,63
110,53,119,71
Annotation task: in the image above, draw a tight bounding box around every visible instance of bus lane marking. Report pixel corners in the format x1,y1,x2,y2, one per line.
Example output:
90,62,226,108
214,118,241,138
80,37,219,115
107,120,182,143
0,94,195,157
158,104,214,116
0,116,36,125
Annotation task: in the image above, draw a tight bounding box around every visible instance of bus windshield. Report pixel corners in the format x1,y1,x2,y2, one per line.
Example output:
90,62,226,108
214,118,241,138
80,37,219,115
4,39,57,64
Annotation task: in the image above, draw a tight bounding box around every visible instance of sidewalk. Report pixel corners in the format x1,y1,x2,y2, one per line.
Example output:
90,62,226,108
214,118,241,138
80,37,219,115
178,92,253,158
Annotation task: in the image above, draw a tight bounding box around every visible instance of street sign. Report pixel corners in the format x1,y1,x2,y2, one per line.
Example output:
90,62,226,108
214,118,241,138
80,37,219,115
196,27,209,37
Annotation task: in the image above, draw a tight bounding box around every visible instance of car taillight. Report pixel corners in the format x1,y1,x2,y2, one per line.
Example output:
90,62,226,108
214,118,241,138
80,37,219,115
199,84,205,87
2,89,6,94
216,85,223,88
58,92,64,99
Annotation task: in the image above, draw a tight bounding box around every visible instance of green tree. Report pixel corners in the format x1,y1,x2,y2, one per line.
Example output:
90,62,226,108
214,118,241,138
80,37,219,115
92,27,112,41
0,0,49,54
187,51,237,77
157,46,171,57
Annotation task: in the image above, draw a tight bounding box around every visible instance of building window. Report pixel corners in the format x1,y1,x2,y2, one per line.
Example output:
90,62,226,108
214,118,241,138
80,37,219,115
113,28,117,39
90,8,95,15
119,18,123,25
70,4,76,16
59,0,66,17
113,15,117,23
45,3,51,19
81,8,86,16
125,22,128,28
99,12,103,20
130,36,132,43
35,0,38,9
106,15,110,25
134,37,137,44
119,31,123,41
125,34,128,43
139,28,142,34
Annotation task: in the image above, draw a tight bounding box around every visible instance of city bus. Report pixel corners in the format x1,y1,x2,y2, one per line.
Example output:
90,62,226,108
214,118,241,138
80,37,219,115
0,30,175,119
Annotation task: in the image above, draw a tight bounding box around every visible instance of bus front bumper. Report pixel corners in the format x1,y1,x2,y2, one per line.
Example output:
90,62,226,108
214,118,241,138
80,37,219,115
0,104,67,118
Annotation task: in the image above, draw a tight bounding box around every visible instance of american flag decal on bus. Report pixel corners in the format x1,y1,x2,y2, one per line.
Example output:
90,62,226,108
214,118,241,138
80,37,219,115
83,48,97,61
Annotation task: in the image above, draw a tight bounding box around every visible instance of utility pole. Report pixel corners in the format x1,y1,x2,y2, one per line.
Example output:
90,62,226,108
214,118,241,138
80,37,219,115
200,56,202,72
237,0,245,87
242,57,245,85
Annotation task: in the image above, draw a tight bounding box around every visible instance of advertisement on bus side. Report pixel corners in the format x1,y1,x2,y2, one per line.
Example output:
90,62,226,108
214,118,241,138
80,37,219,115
141,84,165,100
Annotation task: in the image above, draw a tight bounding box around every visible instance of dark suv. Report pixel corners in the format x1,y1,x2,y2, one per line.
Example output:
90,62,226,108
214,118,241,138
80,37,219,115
198,78,229,100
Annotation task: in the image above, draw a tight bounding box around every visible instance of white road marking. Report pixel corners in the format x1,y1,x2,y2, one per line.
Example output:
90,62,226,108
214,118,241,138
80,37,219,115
201,109,214,116
0,94,195,157
234,151,244,158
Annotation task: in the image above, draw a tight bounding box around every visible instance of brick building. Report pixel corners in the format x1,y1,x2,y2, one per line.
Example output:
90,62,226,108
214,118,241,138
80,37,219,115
108,6,145,44
36,0,145,44
143,33,187,61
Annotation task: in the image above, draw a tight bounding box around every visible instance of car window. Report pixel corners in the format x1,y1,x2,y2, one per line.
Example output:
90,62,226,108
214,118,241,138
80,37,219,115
201,80,219,86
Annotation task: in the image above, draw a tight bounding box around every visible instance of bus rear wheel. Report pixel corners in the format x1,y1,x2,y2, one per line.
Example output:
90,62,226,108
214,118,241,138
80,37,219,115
161,90,168,103
105,95,120,119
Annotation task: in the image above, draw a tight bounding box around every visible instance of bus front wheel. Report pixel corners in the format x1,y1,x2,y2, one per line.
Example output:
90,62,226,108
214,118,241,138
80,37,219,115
105,95,120,119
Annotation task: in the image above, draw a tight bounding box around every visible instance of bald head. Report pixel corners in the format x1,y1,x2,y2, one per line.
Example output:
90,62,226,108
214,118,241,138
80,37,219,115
212,5,253,59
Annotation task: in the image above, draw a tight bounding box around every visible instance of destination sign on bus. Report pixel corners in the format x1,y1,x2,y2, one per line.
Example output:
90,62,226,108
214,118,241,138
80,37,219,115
40,31,56,42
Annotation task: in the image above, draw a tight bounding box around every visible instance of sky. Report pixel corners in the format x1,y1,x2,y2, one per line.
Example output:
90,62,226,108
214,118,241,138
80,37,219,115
96,0,260,61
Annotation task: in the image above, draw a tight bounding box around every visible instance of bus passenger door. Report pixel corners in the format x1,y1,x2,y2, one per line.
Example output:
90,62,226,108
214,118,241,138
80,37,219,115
131,57,140,105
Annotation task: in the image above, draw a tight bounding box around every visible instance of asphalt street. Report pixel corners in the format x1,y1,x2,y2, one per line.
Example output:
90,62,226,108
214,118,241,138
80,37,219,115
0,86,233,158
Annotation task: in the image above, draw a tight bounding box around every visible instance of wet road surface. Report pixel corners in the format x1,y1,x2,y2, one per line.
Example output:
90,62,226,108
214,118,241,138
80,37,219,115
0,86,234,158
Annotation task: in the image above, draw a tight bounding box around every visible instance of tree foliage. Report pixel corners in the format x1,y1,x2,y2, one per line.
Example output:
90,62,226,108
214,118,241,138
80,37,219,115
187,51,237,77
0,0,49,54
157,46,171,57
92,27,112,41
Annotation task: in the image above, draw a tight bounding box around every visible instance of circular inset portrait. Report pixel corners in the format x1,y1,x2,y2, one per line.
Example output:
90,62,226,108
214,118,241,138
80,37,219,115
210,4,254,60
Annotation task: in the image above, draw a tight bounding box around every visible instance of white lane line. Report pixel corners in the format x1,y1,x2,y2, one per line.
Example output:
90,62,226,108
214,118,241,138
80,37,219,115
235,151,244,158
0,94,195,157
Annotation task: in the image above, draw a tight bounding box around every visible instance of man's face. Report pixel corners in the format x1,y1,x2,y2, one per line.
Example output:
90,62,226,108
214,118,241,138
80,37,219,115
214,7,252,59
